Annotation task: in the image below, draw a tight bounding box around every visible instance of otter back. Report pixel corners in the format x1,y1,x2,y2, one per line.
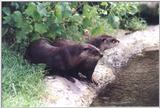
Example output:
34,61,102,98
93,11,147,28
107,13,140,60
51,39,78,47
24,38,57,64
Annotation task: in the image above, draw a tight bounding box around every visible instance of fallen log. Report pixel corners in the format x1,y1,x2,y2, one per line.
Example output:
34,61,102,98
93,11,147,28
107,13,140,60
41,25,159,107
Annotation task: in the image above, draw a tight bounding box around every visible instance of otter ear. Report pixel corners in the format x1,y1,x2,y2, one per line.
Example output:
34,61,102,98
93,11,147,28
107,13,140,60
83,44,92,50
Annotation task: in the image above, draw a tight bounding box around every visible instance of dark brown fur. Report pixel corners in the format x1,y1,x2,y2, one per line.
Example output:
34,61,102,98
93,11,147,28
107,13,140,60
24,38,57,64
51,38,78,47
46,43,103,84
25,38,103,84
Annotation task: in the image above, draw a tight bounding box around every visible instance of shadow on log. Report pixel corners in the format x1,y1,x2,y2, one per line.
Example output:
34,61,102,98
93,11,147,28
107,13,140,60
41,25,159,107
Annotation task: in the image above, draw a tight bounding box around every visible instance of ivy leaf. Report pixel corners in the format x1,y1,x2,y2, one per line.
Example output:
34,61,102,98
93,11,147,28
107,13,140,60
3,15,12,24
12,11,23,28
34,23,48,34
61,2,72,18
37,3,48,17
100,2,108,7
70,2,78,9
2,7,11,15
55,4,62,22
25,3,41,21
21,22,33,34
31,32,41,41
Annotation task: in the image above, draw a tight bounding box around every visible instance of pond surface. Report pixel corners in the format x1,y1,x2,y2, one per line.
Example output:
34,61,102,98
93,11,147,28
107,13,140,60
91,50,159,106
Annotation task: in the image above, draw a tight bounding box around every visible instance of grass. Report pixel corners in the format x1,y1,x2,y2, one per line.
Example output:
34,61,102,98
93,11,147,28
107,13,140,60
2,44,46,107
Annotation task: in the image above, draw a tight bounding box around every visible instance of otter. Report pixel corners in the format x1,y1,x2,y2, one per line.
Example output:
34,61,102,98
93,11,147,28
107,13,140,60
25,38,103,84
51,35,119,52
86,35,120,51
24,38,57,64
46,43,103,84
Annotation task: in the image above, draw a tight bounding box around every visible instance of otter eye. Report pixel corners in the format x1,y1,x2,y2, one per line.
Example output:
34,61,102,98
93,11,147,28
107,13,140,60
111,39,117,43
102,38,106,41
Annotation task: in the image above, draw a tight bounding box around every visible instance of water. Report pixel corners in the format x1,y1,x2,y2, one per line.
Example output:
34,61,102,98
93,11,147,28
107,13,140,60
91,50,159,106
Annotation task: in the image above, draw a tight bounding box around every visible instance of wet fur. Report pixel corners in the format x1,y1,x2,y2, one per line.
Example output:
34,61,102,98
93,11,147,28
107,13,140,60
25,39,102,84
24,38,57,64
46,44,103,84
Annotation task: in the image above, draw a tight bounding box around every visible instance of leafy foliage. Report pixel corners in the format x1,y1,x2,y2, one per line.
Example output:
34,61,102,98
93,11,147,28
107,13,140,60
2,2,147,52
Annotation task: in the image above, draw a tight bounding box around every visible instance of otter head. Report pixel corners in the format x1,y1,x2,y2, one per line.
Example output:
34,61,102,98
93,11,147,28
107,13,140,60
80,43,103,60
98,35,120,51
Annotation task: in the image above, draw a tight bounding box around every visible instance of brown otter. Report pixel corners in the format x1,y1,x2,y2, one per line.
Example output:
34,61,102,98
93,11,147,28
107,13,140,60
46,43,103,84
25,38,103,84
86,35,120,51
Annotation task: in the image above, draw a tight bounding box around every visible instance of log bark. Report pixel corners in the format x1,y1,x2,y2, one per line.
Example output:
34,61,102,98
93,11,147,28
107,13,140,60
41,25,159,107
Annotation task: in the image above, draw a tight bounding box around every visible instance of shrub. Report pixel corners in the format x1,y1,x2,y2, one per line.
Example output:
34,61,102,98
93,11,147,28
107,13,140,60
2,2,147,52
2,2,113,51
122,17,147,31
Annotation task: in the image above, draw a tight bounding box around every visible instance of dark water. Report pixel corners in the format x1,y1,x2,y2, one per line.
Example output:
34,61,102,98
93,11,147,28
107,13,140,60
91,50,159,106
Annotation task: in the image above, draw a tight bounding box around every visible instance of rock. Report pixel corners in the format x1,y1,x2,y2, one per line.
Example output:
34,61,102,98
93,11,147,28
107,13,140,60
103,25,159,68
41,25,159,107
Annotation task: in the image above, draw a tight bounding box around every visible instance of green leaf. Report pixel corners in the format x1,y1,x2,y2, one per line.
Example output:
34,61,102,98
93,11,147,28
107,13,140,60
3,15,12,24
83,4,91,19
34,23,48,34
70,14,82,24
100,2,108,7
25,3,36,16
61,2,72,18
25,3,41,21
16,30,27,43
107,15,120,28
37,3,48,16
2,7,11,15
83,18,91,28
55,4,62,22
12,11,23,28
31,32,41,41
91,24,105,36
11,2,20,9
21,22,33,34
70,2,78,9
55,25,64,36
83,4,98,19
